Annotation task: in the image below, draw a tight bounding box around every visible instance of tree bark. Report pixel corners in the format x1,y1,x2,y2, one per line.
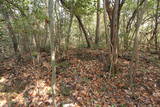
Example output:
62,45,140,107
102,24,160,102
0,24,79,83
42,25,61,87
75,15,91,48
48,0,57,106
0,4,19,54
153,0,159,51
60,0,91,48
95,0,100,45
104,0,125,74
110,0,120,74
65,14,73,50
103,0,110,48
130,0,147,96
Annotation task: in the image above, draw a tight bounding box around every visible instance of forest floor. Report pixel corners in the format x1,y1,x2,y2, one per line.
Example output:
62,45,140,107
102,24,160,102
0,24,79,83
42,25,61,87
0,48,160,107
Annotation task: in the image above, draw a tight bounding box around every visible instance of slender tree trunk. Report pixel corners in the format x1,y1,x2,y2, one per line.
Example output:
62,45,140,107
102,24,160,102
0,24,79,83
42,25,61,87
75,15,91,48
104,0,125,74
95,0,100,45
5,14,19,54
110,0,120,74
130,0,147,96
79,24,83,45
48,0,57,106
126,0,145,33
43,19,49,49
153,0,159,51
65,14,73,50
103,0,110,48
125,0,145,51
0,5,19,55
22,32,30,53
59,0,91,48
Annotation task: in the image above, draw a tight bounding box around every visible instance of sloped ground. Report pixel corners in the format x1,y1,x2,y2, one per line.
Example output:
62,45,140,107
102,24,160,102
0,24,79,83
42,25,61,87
0,48,160,107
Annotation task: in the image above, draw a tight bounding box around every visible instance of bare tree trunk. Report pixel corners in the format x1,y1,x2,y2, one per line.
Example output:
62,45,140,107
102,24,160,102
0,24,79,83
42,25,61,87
110,0,120,74
75,15,91,48
104,0,125,74
103,0,110,48
130,0,147,96
125,0,145,51
65,14,73,50
126,0,146,33
48,0,57,106
22,33,30,53
153,0,159,51
0,5,19,55
43,19,49,49
79,24,83,45
102,0,113,74
59,0,91,48
95,0,100,45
